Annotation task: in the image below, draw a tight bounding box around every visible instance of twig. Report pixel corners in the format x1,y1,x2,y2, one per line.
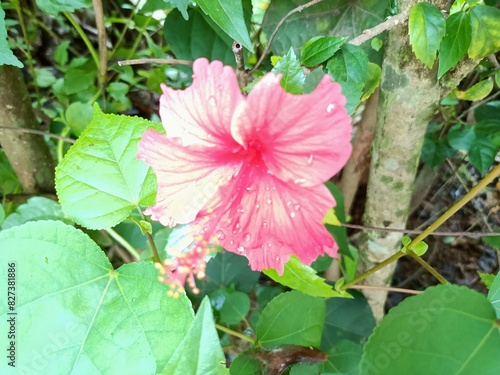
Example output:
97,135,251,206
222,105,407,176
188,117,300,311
341,223,500,238
93,0,108,95
349,11,409,46
117,58,193,66
0,126,75,144
249,0,326,74
232,41,247,88
458,90,500,120
348,284,422,295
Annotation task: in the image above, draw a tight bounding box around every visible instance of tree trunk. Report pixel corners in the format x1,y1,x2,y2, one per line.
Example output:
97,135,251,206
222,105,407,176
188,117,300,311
0,66,55,193
358,0,453,321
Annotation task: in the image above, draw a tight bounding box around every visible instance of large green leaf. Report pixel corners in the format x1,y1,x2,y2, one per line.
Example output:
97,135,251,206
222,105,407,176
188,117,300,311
272,48,305,95
437,11,471,79
0,221,194,374
487,272,500,318
320,340,362,375
1,197,72,230
264,256,346,298
55,104,162,230
468,5,500,59
220,291,251,325
256,291,325,348
196,0,253,52
164,8,235,65
301,36,347,67
262,0,390,56
161,297,228,375
0,5,23,68
360,284,500,374
36,0,91,15
408,2,446,68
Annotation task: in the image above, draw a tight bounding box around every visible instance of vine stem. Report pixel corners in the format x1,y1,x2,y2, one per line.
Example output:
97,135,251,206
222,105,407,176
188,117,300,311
146,232,161,264
341,163,500,290
215,324,255,344
105,228,141,260
64,12,100,70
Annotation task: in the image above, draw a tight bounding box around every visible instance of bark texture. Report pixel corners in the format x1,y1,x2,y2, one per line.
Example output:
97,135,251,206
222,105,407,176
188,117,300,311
0,65,55,193
358,0,452,321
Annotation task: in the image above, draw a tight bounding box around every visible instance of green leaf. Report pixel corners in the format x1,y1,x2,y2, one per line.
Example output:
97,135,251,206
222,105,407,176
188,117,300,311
301,36,347,67
320,340,362,374
447,124,476,151
1,197,72,230
196,0,253,52
483,230,500,249
36,0,91,15
165,0,191,20
65,101,94,136
256,291,325,348
321,291,376,350
263,256,346,298
220,291,251,325
475,101,500,122
469,137,498,175
456,78,494,101
55,104,162,229
203,251,260,294
0,5,23,68
468,5,500,59
229,351,263,374
164,8,234,65
450,0,483,15
438,11,471,79
361,62,382,101
262,0,390,56
409,2,446,68
63,68,95,95
54,40,70,66
272,48,305,95
161,297,228,375
479,271,496,289
421,132,456,167
0,221,194,374
0,204,4,227
360,284,500,374
487,272,500,318
303,67,325,94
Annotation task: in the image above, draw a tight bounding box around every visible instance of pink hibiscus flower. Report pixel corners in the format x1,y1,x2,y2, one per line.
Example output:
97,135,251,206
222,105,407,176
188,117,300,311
138,58,352,294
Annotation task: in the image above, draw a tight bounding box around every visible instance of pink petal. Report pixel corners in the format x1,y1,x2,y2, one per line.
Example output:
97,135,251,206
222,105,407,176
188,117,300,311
231,74,352,186
160,58,244,147
213,163,338,273
137,129,239,226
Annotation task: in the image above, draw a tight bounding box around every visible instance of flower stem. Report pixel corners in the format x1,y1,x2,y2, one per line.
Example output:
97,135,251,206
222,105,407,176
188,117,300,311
409,252,447,284
105,228,140,260
64,12,100,70
215,324,255,344
146,231,161,264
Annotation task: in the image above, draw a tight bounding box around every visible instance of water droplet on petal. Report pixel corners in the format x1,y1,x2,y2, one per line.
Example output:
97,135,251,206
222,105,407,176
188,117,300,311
294,178,306,184
286,201,292,207
307,154,314,165
266,198,272,204
244,233,251,242
208,96,217,107
255,204,260,209
275,256,280,261
235,223,241,230
246,185,254,191
216,230,226,240
294,204,301,211
237,208,244,214
262,222,268,228
229,240,234,245
203,226,209,232
290,212,296,218
327,103,335,112
237,246,245,253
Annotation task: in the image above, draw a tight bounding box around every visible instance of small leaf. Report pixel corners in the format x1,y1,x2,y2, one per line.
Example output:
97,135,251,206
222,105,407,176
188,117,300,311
161,297,228,374
0,5,23,68
456,78,494,101
323,208,341,226
326,44,368,83
469,137,498,175
320,340,362,373
438,11,471,79
360,285,500,374
36,0,91,15
56,104,162,229
272,48,305,95
263,256,347,298
447,124,476,151
412,241,429,256
468,5,500,59
65,101,94,136
361,62,382,101
478,272,496,289
301,36,347,67
220,291,251,325
256,291,325,348
54,40,70,66
483,230,500,249
409,2,446,68
487,272,500,318
196,0,253,52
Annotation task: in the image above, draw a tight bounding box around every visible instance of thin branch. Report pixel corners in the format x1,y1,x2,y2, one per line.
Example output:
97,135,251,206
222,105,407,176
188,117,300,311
349,11,409,46
0,126,75,144
341,223,500,238
249,0,326,74
93,0,108,97
458,90,500,120
232,41,247,88
348,285,422,295
117,58,193,66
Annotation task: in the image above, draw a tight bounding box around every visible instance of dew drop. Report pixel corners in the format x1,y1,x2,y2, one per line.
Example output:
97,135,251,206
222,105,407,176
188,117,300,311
229,240,234,245
246,185,254,191
235,223,241,230
256,204,260,209
307,154,314,165
203,226,209,232
262,222,268,228
244,233,251,242
327,103,335,113
237,246,245,253
208,96,217,107
227,218,233,224
267,242,272,247
294,178,306,184
286,201,292,207
216,230,226,240
290,212,296,218
294,204,301,211
266,198,272,204
275,256,280,261
237,208,244,214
